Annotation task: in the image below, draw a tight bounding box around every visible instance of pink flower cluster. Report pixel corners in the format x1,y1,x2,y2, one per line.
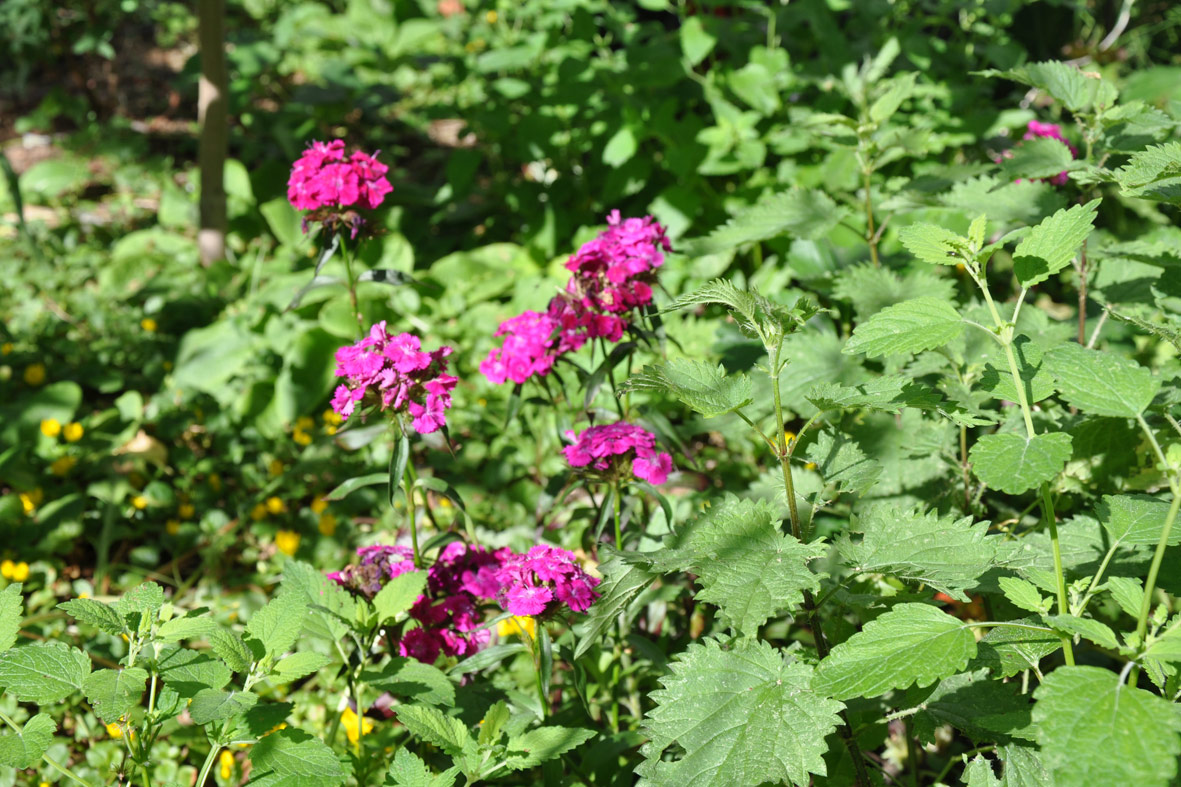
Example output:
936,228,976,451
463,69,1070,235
480,211,671,385
328,541,600,663
1022,120,1078,186
287,140,393,213
330,322,457,434
495,545,601,616
564,422,673,485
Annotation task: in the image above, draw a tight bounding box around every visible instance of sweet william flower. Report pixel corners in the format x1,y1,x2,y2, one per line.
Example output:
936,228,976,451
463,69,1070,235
564,422,673,485
495,545,600,617
287,140,393,233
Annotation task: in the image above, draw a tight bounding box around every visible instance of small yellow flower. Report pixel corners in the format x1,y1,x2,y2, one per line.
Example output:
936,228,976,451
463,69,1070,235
296,416,315,431
265,496,286,515
131,495,148,510
0,342,11,355
341,707,374,744
0,561,13,579
10,563,28,583
318,512,338,537
250,503,268,521
63,422,84,442
325,425,337,436
40,418,62,438
783,431,796,446
178,502,195,520
439,496,452,508
50,455,77,476
141,318,157,333
486,9,497,23
268,458,284,477
219,749,234,779
19,488,43,515
106,722,123,738
79,591,90,599
275,530,300,556
162,360,173,371
293,428,312,446
23,363,46,386
497,615,536,640
166,519,181,536
310,497,329,514
805,461,817,471
209,473,222,492
40,782,49,787
322,409,342,426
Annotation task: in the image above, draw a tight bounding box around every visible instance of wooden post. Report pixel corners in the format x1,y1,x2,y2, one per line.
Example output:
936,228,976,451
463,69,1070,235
197,0,227,266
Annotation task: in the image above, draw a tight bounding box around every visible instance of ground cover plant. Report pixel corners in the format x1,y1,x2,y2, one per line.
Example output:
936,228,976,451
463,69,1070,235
2,1,1181,785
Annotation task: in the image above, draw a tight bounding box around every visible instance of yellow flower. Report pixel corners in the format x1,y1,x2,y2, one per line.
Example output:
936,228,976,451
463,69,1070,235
486,9,497,23
141,318,157,332
322,409,342,426
250,503,268,521
106,722,123,738
40,418,62,438
497,615,536,640
50,455,77,476
325,425,337,436
296,416,315,431
63,422,84,442
23,363,46,386
166,519,180,536
275,530,300,556
178,502,195,520
805,461,817,471
19,488,42,515
477,397,487,407
293,428,312,446
131,495,148,510
10,563,28,583
209,473,222,492
0,342,11,355
0,561,13,579
268,458,284,477
310,497,329,514
783,431,796,446
265,496,286,515
162,360,173,371
341,707,374,744
318,512,338,537
219,749,234,779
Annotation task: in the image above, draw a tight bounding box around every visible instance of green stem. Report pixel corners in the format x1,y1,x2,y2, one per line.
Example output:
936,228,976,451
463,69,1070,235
403,466,420,568
612,481,623,551
1077,541,1120,616
1134,415,1181,651
339,232,364,337
905,721,920,787
0,709,94,787
863,167,879,268
1040,484,1075,666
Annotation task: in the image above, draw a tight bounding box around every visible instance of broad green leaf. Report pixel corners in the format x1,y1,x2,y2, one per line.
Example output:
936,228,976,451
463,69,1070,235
1000,137,1075,181
385,748,459,787
836,505,998,601
869,72,917,124
1107,305,1181,353
573,550,657,660
978,335,1056,405
1104,576,1144,619
227,702,294,742
361,658,455,706
1115,141,1181,203
998,577,1049,614
679,189,845,256
58,597,124,637
1012,200,1098,288
965,755,1003,787
679,17,716,67
969,432,1072,495
395,706,477,758
667,279,820,345
157,646,232,697
1097,494,1179,546
979,61,1113,112
0,641,90,703
805,430,882,496
0,584,23,653
805,376,941,413
189,688,259,725
1033,666,1181,787
904,669,1034,744
156,613,215,643
972,619,1061,678
251,727,346,785
898,223,966,266
812,603,976,700
965,746,1053,787
270,652,332,684
639,638,842,787
83,667,148,723
115,581,165,620
842,297,964,358
649,497,822,635
0,713,54,769
503,726,595,771
1144,620,1181,663
209,628,253,673
373,571,427,625
832,264,956,320
1043,614,1119,650
324,473,387,502
280,561,356,642
245,593,307,662
625,360,753,419
602,126,638,167
1042,342,1158,418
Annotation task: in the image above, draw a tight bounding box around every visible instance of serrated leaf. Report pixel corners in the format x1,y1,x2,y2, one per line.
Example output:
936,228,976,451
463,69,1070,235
373,571,427,625
812,603,976,700
965,745,1053,787
843,297,964,357
270,652,332,684
395,706,476,758
904,669,1034,744
156,614,215,643
1144,620,1181,663
245,594,307,662
1042,342,1158,418
280,561,356,642
805,430,882,496
251,727,346,785
385,748,459,787
503,726,595,771
1043,614,1119,650
1001,137,1075,181
1115,141,1181,203
998,577,1049,614
59,597,124,636
573,550,657,660
972,619,1061,678
898,223,966,266
1012,200,1098,287
970,432,1072,494
83,667,148,723
1033,666,1181,787
837,505,998,601
979,61,1112,112
157,645,232,697
209,627,253,673
869,72,917,124
0,713,54,769
668,279,819,344
805,376,942,413
228,702,294,743
0,641,90,703
638,638,843,787
965,755,1003,787
1097,494,1178,546
680,189,845,256
189,688,259,725
978,335,1056,405
115,581,165,620
624,359,753,419
361,658,455,706
0,584,23,653
832,264,957,321
1105,576,1144,619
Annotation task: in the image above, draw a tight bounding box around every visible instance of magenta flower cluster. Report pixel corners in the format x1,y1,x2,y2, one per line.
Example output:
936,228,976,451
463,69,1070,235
287,139,393,213
1022,120,1078,186
564,422,673,485
329,541,600,663
480,211,671,385
330,321,457,434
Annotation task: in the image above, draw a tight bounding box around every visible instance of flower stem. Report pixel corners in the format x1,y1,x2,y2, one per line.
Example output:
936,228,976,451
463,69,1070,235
612,481,623,551
339,232,364,338
863,168,879,268
1134,416,1181,647
403,465,420,568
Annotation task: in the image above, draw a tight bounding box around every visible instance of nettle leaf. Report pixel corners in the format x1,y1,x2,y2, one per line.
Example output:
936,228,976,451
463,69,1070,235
903,668,1035,744
972,619,1061,678
836,505,998,601
0,641,90,703
209,627,254,673
1043,342,1159,418
843,297,964,358
1011,200,1098,288
979,61,1113,112
280,561,356,642
58,597,124,637
1033,666,1181,787
385,748,459,787
805,375,941,413
395,706,477,759
83,667,148,723
115,582,165,629
1097,494,1180,546
978,335,1056,405
804,430,882,496
1105,576,1144,619
638,638,843,787
625,359,753,419
652,497,822,635
245,593,307,662
1143,620,1181,663
250,727,346,786
0,584,23,653
669,279,821,344
898,222,968,266
1043,614,1119,651
998,577,1050,614
156,613,215,643
970,432,1073,495
228,702,294,743
832,264,956,320
157,645,232,697
189,688,259,725
503,726,595,771
573,550,657,660
361,657,455,706
811,603,976,700
1000,137,1075,181
270,652,332,685
0,712,55,769
964,745,1053,787
373,570,427,625
1115,141,1181,203
679,189,845,256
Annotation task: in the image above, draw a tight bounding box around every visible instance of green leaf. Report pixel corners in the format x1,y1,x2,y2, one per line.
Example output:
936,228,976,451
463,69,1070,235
832,264,956,320
805,430,882,496
869,72,917,124
189,688,259,725
324,473,387,502
395,706,476,759
1115,141,1181,203
969,432,1073,495
979,61,1113,112
0,641,90,703
978,335,1056,405
1097,494,1179,546
836,505,998,601
573,550,656,660
972,619,1061,678
625,359,753,419
679,189,845,256
270,652,332,684
842,297,964,358
1012,200,1098,288
965,755,1003,787
361,658,456,706
812,603,976,700
209,628,254,673
904,669,1035,744
679,17,716,66
251,727,346,785
1033,666,1181,787
245,594,308,662
898,223,967,266
666,279,819,345
58,597,124,637
1105,576,1144,619
0,712,55,769
227,702,294,743
1001,137,1075,181
373,571,427,625
602,126,638,167
83,667,148,723
0,584,23,653
503,726,596,771
805,376,941,414
1143,620,1181,663
998,577,1049,614
638,638,843,787
1043,614,1119,651
115,581,165,620
157,645,232,697
385,748,459,787
280,561,356,642
1042,342,1159,418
